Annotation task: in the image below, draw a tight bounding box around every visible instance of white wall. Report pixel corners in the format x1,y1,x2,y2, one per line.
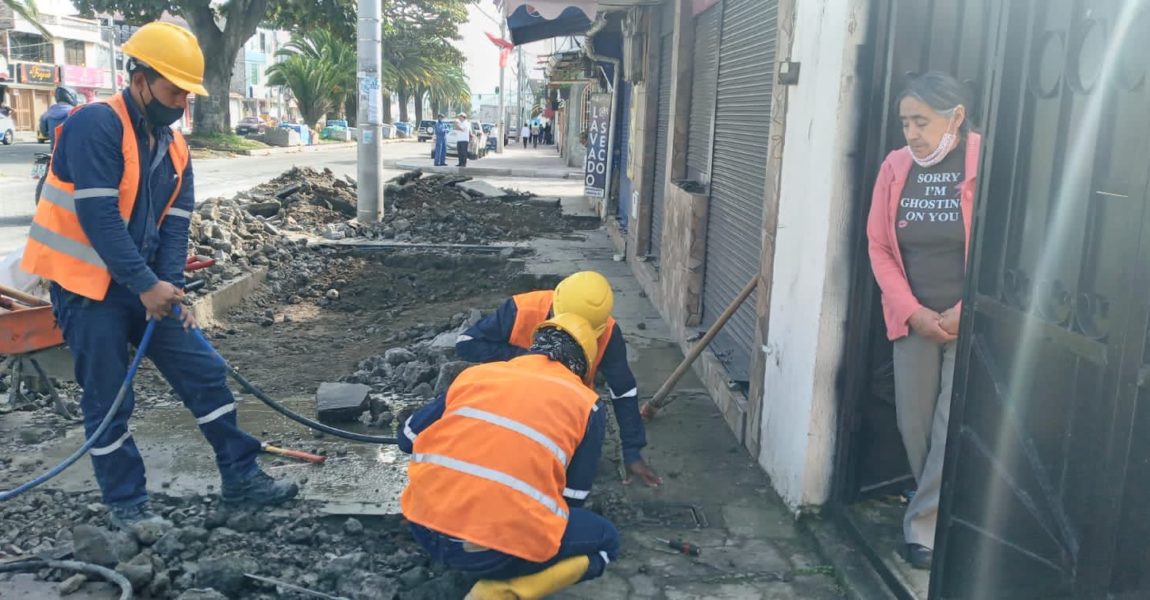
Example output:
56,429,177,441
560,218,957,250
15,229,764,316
758,0,868,510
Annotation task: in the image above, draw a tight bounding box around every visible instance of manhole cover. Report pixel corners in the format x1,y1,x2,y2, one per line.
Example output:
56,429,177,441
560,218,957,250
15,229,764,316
636,502,708,529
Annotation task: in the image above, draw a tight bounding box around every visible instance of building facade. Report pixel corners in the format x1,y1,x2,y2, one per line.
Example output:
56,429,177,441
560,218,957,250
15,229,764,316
0,4,117,131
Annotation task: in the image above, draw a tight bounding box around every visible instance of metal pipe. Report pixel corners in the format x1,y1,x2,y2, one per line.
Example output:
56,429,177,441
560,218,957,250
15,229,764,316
356,0,383,223
497,19,507,153
584,15,621,206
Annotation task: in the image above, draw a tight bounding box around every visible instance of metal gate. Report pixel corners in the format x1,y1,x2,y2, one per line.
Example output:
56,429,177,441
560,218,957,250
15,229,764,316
700,0,777,382
934,0,1150,598
648,33,674,259
685,3,722,183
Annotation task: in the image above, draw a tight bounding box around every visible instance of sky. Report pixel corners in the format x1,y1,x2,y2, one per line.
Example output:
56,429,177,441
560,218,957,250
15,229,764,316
455,1,549,107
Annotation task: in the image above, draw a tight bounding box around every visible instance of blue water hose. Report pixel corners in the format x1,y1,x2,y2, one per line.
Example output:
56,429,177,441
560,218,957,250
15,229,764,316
0,306,397,503
0,318,158,502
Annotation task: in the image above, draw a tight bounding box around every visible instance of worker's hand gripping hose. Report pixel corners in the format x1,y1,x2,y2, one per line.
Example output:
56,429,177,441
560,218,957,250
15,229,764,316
176,306,398,445
0,319,159,502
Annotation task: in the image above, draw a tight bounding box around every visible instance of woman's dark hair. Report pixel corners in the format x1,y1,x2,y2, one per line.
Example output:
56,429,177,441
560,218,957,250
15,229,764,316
897,71,974,133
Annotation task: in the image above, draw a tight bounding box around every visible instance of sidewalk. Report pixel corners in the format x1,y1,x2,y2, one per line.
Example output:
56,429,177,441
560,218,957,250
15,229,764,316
388,144,582,179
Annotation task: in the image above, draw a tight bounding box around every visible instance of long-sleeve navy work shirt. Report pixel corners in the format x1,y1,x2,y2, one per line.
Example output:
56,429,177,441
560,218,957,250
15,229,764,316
455,297,647,465
397,378,606,506
50,89,194,296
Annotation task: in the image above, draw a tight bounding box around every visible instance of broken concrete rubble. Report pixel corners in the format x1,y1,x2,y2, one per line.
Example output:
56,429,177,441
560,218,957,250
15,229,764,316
316,382,372,424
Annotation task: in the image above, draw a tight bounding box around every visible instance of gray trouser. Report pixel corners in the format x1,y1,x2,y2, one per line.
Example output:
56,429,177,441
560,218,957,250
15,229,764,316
893,331,957,548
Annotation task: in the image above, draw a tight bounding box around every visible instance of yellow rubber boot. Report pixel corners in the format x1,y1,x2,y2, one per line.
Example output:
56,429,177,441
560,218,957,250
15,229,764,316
465,555,591,600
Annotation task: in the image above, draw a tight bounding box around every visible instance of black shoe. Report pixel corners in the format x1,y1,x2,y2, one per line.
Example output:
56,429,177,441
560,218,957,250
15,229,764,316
904,543,932,570
108,502,171,531
221,469,299,506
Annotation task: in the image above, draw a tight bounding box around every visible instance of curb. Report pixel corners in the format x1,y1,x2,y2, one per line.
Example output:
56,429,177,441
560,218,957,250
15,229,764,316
190,138,412,157
387,160,582,180
190,267,268,329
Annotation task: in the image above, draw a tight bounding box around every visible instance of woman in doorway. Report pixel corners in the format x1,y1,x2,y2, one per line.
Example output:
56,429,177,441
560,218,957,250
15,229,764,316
866,71,980,571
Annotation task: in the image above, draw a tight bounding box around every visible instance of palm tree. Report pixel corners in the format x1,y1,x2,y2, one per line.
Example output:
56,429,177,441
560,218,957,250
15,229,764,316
427,64,470,117
3,0,54,37
266,54,340,128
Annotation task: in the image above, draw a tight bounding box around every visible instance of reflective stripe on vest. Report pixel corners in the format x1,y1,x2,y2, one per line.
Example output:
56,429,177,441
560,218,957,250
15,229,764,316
401,355,600,562
411,453,569,519
508,290,617,385
21,93,190,301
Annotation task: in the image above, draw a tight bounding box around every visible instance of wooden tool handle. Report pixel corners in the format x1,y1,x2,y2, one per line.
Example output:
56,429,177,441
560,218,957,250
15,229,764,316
0,283,49,307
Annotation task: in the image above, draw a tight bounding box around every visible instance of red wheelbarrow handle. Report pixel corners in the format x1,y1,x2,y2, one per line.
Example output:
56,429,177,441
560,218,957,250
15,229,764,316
185,256,216,272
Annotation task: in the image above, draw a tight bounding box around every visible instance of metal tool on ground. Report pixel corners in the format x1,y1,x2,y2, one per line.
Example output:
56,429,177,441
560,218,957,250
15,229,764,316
640,276,759,420
245,573,350,600
262,442,327,464
656,537,702,556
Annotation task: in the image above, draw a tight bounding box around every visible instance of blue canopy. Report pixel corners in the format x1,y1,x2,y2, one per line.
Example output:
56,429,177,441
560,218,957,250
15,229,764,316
507,4,593,45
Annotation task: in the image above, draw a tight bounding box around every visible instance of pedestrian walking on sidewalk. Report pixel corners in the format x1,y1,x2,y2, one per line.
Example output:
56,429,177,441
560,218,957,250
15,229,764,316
432,113,448,166
531,122,541,149
521,124,530,148
400,314,619,599
450,113,471,167
21,22,298,532
544,122,553,145
867,71,980,572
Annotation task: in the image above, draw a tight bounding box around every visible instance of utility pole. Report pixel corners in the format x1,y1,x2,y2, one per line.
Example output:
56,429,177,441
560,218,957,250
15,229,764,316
517,45,526,130
496,19,507,153
356,0,383,223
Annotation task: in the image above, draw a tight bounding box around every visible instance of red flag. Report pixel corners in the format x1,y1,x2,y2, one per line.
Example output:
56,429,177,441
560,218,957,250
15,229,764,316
485,32,514,50
499,48,510,68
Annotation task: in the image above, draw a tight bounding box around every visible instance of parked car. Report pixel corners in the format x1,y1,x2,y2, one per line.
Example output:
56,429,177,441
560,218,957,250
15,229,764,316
417,119,437,142
482,123,498,152
432,129,483,161
0,108,15,146
471,121,488,158
235,117,266,136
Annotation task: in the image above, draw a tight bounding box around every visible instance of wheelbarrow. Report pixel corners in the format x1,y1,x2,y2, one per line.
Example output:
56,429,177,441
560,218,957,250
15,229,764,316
0,256,216,417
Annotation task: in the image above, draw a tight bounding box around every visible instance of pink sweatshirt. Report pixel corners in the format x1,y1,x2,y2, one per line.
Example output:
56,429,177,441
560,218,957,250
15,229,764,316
866,133,981,341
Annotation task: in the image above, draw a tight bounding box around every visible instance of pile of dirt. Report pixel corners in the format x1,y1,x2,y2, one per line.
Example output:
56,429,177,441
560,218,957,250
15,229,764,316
0,490,472,600
244,167,572,244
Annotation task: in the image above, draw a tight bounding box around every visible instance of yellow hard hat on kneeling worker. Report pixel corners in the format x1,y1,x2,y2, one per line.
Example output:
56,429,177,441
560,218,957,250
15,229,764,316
553,271,613,336
122,22,209,96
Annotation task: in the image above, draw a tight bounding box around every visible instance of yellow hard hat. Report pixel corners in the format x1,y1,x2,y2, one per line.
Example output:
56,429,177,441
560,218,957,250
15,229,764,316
535,313,599,372
553,272,613,336
123,22,209,96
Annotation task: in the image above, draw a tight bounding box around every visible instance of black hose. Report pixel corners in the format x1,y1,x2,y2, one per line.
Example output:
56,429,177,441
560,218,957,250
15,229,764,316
0,559,133,600
228,367,398,445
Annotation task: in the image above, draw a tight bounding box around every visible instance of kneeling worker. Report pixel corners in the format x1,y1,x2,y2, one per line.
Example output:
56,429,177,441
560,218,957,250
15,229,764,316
455,271,662,488
399,315,619,599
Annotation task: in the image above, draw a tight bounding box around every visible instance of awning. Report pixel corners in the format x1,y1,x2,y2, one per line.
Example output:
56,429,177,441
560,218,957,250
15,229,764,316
500,1,596,45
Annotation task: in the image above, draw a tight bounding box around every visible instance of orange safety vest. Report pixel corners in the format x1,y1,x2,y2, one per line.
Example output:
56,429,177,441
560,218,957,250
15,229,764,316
507,290,616,385
402,354,600,562
21,93,190,301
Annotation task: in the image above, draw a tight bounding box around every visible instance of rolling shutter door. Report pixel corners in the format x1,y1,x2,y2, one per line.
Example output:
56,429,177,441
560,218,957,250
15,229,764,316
616,81,633,227
648,33,674,259
685,3,722,183
701,0,777,382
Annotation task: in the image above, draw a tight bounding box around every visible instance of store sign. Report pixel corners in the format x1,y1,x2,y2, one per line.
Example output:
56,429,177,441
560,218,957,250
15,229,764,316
0,55,10,80
62,65,104,88
19,63,59,85
692,0,720,15
584,92,611,199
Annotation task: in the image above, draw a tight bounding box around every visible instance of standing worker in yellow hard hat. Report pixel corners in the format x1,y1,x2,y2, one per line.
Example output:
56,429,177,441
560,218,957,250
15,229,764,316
400,314,619,599
455,271,663,489
22,22,298,531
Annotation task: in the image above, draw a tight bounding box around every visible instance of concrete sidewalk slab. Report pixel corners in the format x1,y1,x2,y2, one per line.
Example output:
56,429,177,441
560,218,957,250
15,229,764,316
388,144,581,180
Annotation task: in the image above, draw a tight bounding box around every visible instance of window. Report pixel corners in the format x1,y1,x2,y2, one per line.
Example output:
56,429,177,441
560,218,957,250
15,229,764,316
248,63,261,86
9,32,54,63
65,40,87,66
259,33,267,53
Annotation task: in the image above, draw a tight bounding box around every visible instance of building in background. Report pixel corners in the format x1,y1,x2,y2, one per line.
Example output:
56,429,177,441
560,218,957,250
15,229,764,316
0,3,117,131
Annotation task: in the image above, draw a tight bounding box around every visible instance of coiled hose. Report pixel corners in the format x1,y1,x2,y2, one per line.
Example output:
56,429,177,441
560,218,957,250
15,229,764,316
0,560,133,600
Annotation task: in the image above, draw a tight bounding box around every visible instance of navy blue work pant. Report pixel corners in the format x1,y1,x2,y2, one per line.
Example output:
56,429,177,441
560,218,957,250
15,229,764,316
410,508,620,582
51,283,261,508
433,135,447,166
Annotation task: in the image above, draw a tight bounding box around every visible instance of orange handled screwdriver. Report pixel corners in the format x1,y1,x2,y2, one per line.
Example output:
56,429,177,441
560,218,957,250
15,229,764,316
262,442,327,464
656,538,701,556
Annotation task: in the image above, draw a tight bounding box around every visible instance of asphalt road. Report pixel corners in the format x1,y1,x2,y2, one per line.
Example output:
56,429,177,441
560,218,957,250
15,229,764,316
0,141,429,257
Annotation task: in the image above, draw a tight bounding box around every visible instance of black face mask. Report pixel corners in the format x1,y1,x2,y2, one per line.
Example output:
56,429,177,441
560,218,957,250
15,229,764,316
140,80,184,127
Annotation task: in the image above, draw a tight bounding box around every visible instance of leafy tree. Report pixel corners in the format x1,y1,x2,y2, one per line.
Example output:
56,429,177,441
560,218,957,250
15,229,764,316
2,0,52,36
71,0,349,135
